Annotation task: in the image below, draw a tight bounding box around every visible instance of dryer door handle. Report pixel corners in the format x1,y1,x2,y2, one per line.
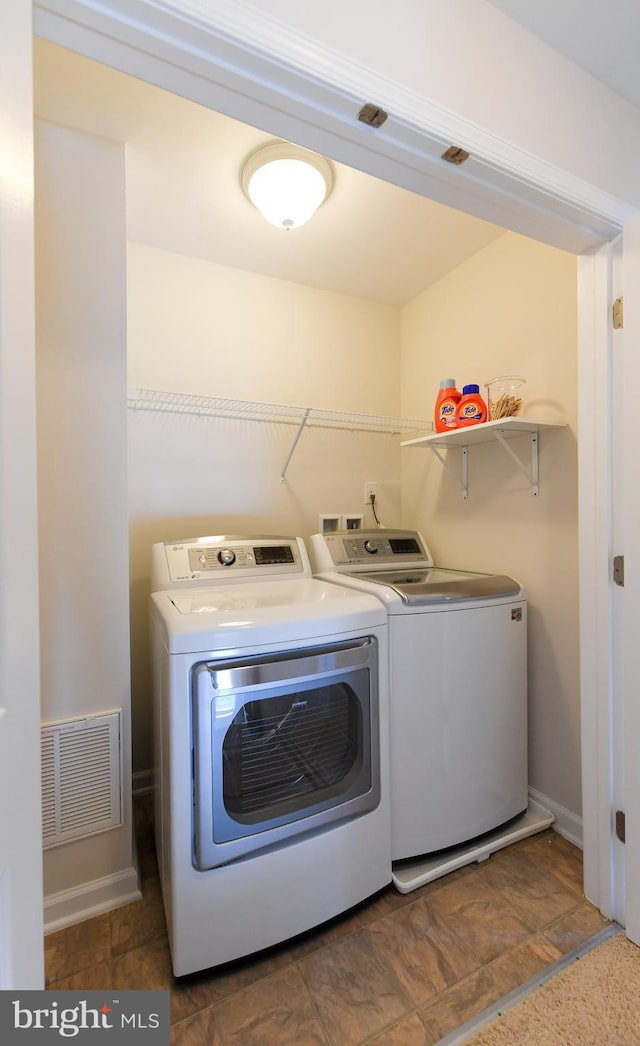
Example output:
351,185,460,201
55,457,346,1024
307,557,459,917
205,638,374,692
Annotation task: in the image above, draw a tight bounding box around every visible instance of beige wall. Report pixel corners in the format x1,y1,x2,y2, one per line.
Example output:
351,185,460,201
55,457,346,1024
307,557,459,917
127,242,405,773
35,121,135,905
127,244,402,413
400,233,580,815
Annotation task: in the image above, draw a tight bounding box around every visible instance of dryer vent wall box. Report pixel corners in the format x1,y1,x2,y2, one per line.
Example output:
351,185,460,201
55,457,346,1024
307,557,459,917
319,514,364,532
319,514,342,533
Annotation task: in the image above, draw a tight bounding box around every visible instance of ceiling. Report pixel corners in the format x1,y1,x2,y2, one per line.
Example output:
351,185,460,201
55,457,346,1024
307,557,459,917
486,0,640,109
33,39,507,308
33,7,640,306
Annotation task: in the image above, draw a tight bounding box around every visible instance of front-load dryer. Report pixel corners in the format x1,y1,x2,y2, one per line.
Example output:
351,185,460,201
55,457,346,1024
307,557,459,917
150,533,390,976
309,528,553,892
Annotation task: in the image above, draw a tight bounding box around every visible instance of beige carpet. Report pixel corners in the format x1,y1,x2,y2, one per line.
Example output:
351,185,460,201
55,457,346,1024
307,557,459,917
465,933,640,1045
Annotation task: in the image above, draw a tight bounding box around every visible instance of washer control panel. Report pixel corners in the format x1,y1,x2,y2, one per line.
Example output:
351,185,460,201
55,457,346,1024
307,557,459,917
152,536,307,587
317,529,433,569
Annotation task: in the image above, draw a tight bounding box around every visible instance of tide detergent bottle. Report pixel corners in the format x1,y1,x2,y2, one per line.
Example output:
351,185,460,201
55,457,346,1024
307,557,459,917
434,379,461,432
456,384,488,426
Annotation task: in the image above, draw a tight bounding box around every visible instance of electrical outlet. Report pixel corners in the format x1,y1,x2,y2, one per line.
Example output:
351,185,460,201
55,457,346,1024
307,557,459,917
364,481,377,504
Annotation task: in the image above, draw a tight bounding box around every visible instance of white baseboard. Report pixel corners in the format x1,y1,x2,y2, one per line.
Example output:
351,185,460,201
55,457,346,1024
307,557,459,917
529,786,583,849
43,865,141,936
44,771,153,933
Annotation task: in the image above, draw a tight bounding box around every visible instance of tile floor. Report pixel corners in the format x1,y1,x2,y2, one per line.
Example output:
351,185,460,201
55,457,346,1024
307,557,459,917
45,795,610,1045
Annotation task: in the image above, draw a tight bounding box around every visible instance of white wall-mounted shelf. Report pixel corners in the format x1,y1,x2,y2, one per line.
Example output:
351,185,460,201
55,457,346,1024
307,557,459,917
127,387,432,481
401,417,566,499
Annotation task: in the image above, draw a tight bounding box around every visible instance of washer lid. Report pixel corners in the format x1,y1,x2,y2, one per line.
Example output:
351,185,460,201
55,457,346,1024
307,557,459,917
349,566,521,605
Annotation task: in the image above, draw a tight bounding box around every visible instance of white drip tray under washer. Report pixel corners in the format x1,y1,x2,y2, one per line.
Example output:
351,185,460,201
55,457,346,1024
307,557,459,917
392,800,554,894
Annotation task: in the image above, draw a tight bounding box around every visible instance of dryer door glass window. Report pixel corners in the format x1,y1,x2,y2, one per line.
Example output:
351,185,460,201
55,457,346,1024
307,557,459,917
222,679,363,823
191,638,380,870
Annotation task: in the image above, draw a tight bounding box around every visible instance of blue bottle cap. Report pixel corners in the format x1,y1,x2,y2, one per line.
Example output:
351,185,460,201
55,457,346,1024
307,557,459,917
462,384,480,394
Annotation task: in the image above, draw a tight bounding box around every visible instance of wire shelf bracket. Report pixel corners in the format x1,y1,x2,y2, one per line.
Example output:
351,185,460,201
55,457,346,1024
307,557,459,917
280,408,310,482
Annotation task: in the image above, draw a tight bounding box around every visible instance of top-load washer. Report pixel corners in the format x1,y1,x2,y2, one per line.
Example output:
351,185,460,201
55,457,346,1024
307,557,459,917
150,533,391,976
309,528,553,892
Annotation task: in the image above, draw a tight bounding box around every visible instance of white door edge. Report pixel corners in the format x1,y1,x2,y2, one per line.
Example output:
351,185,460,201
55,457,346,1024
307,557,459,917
611,235,626,926
0,0,44,988
577,243,617,919
622,213,640,944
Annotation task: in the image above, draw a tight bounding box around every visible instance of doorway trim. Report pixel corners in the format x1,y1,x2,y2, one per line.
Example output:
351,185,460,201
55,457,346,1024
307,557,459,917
577,240,616,919
33,0,629,920
34,0,631,251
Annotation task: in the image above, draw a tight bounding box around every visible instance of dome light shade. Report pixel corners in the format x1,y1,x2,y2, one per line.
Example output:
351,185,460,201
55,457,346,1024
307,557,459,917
241,142,334,230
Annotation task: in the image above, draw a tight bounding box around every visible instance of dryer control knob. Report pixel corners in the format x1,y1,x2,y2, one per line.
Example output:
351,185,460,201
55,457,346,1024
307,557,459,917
218,549,236,566
364,540,379,554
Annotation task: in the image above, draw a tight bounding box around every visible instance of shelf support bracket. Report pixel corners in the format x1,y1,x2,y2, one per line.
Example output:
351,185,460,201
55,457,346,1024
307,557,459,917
493,431,539,496
429,444,468,500
280,408,311,482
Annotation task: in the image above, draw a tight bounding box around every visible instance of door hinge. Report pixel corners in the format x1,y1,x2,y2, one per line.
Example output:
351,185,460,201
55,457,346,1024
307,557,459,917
613,555,625,586
613,296,624,329
441,145,470,165
615,809,626,843
357,103,388,128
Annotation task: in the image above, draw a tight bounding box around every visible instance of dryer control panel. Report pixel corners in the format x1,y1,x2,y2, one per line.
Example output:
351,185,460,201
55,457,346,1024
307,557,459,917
151,535,309,589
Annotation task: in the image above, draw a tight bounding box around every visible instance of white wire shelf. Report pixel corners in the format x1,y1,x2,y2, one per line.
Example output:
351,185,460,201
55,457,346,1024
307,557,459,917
127,387,433,480
127,387,431,432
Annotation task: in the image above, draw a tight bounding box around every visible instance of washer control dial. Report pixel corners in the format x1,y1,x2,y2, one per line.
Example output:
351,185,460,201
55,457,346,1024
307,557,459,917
218,548,236,566
364,540,379,554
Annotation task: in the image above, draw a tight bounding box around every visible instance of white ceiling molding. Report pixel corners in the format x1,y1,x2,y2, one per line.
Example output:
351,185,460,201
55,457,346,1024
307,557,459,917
34,0,634,252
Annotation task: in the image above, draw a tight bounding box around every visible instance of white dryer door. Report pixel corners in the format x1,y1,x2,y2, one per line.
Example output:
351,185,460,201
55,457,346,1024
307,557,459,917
191,638,381,869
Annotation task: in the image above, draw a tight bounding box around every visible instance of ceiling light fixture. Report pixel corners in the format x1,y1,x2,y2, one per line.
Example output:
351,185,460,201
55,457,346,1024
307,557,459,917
241,141,334,230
